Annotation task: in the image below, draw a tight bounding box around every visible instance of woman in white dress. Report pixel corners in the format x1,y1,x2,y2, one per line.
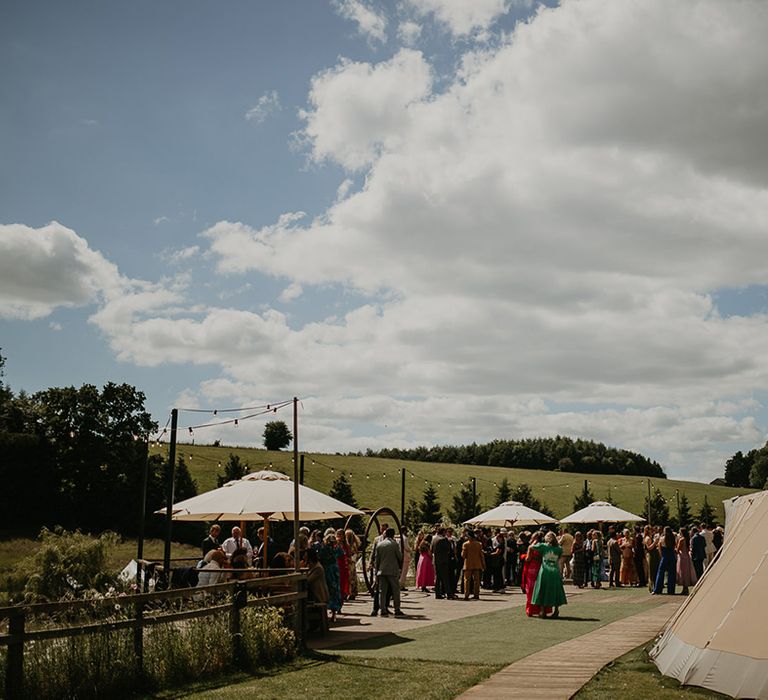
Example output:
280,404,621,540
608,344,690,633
400,527,412,590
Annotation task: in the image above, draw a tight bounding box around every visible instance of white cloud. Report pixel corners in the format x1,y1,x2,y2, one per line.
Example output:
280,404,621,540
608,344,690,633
187,0,768,475
404,0,512,38
0,222,123,320
298,48,432,170
49,321,62,331
332,0,388,44
12,1,768,479
162,245,200,264
153,215,170,226
245,90,282,123
279,282,303,303
397,20,422,45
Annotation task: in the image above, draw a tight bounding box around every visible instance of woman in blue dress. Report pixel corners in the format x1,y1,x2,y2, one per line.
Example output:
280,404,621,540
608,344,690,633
653,526,677,595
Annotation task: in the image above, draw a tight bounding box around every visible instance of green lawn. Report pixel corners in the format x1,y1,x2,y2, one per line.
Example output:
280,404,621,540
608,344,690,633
331,589,662,664
151,657,495,700
575,644,728,699
160,442,752,522
152,587,666,699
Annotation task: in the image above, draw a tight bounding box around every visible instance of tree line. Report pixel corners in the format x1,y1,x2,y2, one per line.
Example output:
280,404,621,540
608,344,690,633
0,351,199,539
362,436,666,478
722,443,768,489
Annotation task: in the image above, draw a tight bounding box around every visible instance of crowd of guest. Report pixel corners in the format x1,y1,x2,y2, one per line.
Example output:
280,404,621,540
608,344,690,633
189,518,723,628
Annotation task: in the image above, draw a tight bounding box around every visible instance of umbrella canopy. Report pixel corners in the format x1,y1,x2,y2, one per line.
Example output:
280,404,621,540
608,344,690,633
464,501,557,527
156,469,364,521
560,501,644,524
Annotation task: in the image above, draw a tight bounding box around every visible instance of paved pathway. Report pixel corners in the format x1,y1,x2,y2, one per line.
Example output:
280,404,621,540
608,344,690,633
309,586,546,650
456,599,681,699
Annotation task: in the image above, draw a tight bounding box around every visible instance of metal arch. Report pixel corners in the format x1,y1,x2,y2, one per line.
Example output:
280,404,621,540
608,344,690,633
359,507,404,594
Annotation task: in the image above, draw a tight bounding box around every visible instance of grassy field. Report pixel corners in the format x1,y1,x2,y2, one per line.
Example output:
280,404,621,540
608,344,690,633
575,644,727,699
157,442,753,523
0,537,201,591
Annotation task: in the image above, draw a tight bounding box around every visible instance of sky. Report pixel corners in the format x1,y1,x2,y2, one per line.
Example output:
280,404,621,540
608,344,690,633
2,0,768,483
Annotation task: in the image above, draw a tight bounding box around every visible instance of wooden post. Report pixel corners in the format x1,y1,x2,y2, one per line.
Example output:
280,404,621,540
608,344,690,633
230,582,246,665
163,408,178,585
6,609,25,700
299,454,305,485
471,477,477,516
296,575,307,650
133,600,144,677
137,434,150,589
292,397,300,572
401,467,406,525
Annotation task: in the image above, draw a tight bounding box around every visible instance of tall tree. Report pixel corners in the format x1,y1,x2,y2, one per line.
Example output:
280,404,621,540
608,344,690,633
644,488,670,526
697,495,717,528
677,493,693,529
495,478,512,506
263,420,292,451
572,480,595,511
749,454,768,489
418,484,442,525
723,450,751,487
509,483,555,517
329,473,358,508
449,482,479,523
217,453,249,487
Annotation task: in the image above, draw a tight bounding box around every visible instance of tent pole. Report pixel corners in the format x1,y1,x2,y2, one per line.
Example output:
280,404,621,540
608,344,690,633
163,408,178,584
293,397,300,571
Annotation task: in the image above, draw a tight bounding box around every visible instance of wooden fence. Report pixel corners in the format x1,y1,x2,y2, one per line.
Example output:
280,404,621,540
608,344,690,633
0,570,308,699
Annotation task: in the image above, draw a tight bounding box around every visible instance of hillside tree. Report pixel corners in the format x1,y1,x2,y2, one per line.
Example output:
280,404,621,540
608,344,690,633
697,496,717,527
217,453,249,486
263,420,292,451
449,482,479,523
495,478,512,506
644,488,670,526
419,484,442,525
572,481,595,512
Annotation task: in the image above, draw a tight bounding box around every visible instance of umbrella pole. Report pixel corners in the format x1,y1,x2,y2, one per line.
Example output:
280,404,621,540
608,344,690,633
263,517,269,571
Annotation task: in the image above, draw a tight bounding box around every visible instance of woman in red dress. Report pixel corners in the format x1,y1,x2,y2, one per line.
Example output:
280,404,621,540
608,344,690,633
521,532,552,617
335,528,350,601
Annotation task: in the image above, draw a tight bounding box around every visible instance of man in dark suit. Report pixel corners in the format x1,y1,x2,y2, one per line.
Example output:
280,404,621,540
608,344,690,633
432,526,456,599
691,525,707,579
201,524,221,558
373,528,404,616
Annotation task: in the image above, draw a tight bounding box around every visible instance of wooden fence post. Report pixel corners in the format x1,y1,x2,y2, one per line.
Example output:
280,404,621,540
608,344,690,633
6,608,25,700
294,576,306,650
230,583,246,666
133,600,144,678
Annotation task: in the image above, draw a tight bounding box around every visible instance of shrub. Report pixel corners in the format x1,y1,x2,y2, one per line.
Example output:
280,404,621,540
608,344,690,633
240,606,296,669
12,527,121,601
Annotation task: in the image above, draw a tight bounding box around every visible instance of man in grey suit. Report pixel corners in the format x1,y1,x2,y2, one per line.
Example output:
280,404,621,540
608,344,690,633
373,528,405,617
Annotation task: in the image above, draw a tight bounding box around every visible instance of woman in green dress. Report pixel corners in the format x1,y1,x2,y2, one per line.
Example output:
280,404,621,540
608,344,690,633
532,531,568,618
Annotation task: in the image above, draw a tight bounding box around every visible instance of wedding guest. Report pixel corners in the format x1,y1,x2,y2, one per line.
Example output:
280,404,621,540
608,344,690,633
571,531,587,588
653,526,677,595
676,527,697,595
461,529,485,600
531,531,567,619
690,524,707,580
644,525,660,592
619,529,638,586
201,524,221,557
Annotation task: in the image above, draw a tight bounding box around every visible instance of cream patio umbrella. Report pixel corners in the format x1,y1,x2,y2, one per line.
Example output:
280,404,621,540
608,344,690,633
560,501,644,524
464,501,557,527
157,469,364,566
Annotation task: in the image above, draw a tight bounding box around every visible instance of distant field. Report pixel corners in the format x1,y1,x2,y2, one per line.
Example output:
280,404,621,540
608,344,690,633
154,442,754,523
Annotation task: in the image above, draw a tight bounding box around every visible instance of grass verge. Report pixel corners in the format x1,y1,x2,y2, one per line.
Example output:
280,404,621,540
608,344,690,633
574,644,728,699
150,655,496,700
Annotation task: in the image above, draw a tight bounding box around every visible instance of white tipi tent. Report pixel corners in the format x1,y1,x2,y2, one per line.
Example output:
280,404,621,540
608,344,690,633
651,489,768,699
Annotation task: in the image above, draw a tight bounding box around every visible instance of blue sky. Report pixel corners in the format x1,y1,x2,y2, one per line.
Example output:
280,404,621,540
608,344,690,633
2,0,768,482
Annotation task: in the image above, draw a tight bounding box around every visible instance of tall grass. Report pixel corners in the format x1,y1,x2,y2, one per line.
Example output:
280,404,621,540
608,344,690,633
11,605,296,699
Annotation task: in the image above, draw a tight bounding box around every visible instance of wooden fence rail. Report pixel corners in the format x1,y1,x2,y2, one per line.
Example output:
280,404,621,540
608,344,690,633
0,572,308,700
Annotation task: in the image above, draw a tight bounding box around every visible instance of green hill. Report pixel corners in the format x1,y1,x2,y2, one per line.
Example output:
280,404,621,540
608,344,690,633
155,442,754,524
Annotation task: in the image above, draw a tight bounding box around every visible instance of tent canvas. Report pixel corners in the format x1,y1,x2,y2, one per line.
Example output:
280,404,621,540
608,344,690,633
464,501,556,527
559,501,644,524
650,489,768,699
